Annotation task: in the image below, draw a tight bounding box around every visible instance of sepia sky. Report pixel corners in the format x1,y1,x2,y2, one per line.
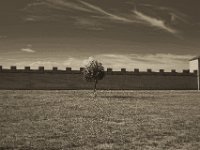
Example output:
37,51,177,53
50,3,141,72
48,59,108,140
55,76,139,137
0,0,200,71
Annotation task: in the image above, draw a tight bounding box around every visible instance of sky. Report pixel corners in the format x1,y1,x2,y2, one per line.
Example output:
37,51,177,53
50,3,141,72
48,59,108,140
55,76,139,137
0,0,200,71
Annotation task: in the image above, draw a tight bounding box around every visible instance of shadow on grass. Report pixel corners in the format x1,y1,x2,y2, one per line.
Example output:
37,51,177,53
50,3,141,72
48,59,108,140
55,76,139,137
99,95,155,100
99,95,136,99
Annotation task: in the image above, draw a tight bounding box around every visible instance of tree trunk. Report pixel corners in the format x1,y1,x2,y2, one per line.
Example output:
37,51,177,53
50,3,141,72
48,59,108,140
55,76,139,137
94,79,97,93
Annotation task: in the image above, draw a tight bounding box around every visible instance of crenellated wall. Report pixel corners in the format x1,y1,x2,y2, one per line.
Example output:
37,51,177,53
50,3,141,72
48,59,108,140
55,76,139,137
0,66,198,90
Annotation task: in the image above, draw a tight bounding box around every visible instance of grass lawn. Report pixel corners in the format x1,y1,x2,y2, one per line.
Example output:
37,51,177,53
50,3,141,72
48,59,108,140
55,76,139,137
0,90,200,150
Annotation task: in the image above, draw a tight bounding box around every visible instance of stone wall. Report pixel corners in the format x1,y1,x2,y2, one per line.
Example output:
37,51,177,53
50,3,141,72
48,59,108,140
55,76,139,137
0,66,198,90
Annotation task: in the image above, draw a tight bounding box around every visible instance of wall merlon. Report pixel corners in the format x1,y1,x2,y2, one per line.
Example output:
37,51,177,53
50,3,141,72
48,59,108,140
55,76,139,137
80,67,84,72
193,70,198,74
24,66,31,72
39,66,44,71
25,66,31,71
121,68,126,72
159,69,164,73
66,67,72,72
183,69,190,73
171,69,176,73
0,66,2,71
147,69,152,73
134,69,139,73
107,68,113,72
11,66,17,70
53,67,58,71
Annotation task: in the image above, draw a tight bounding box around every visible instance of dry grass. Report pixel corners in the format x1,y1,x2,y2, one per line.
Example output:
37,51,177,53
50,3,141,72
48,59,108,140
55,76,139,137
0,90,200,150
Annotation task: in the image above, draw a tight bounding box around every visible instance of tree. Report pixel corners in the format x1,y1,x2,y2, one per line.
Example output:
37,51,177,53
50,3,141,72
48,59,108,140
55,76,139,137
82,59,105,93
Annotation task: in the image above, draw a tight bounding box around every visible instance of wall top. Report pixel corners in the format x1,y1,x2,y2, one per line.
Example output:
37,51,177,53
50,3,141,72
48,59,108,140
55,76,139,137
0,65,197,76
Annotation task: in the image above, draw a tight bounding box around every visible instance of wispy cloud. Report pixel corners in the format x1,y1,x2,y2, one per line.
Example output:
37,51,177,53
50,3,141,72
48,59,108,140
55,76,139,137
29,61,59,67
45,0,93,12
138,4,189,24
73,17,104,30
25,0,93,13
169,12,189,24
21,48,36,53
133,10,177,34
79,0,134,23
22,0,94,22
23,0,181,35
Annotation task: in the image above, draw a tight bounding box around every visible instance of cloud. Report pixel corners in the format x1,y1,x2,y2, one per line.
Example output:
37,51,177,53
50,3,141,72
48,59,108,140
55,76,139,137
155,6,189,24
22,0,94,22
21,48,36,53
25,0,93,13
95,53,193,71
169,12,189,24
138,4,189,25
23,0,182,35
133,10,177,34
73,17,104,30
79,0,134,23
9,53,194,72
45,0,93,12
13,57,84,69
24,16,44,22
30,61,59,67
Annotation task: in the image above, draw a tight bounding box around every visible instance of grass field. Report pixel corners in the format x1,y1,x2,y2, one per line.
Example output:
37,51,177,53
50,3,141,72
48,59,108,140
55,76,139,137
0,90,200,150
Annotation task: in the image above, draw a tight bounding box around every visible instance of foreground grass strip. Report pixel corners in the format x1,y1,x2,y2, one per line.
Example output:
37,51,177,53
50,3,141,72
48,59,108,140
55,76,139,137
0,90,200,149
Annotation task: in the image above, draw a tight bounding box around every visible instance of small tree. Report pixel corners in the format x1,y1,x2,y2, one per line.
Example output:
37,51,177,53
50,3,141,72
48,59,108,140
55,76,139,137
82,59,105,93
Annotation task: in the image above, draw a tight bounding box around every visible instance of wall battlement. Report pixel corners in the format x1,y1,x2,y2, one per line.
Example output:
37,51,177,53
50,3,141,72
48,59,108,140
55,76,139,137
0,66,197,76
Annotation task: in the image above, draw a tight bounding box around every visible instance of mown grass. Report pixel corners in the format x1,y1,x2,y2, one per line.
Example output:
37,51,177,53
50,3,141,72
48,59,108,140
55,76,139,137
0,90,200,150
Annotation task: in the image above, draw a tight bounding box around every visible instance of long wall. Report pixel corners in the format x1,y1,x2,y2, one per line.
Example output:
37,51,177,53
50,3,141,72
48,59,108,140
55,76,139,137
0,66,198,90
